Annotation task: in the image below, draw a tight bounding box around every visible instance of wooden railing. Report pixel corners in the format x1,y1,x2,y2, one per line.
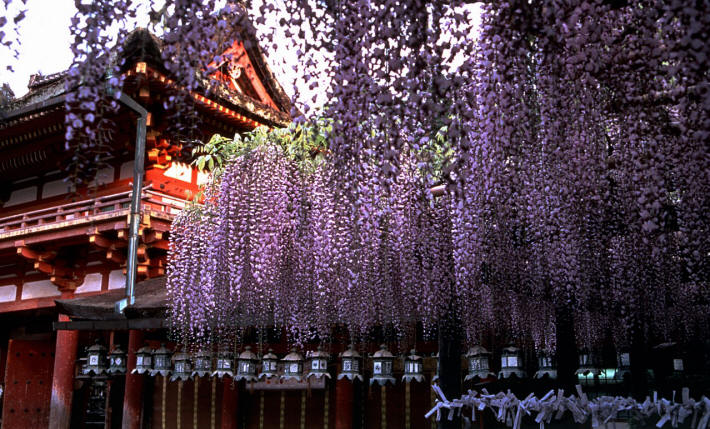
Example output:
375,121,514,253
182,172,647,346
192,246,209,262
0,188,187,238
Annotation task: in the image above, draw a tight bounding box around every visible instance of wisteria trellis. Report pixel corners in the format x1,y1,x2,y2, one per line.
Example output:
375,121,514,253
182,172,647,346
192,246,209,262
3,1,709,352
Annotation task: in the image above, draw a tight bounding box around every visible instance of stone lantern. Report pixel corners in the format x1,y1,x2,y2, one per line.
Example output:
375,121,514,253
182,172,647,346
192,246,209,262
282,349,304,381
337,344,363,382
132,345,153,375
192,349,213,378
307,346,330,379
498,346,526,379
464,346,495,381
107,345,127,375
534,350,557,379
171,351,193,381
151,343,172,377
370,344,396,386
402,350,425,383
235,346,259,382
212,350,234,378
259,349,279,379
83,340,108,376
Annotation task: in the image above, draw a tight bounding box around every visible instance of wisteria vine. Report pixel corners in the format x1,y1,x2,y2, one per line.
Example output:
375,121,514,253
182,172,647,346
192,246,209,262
3,1,708,358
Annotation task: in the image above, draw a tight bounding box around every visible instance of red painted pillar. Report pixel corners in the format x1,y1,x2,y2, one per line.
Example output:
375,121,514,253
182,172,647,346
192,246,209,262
48,313,78,429
122,330,145,429
335,379,354,429
221,378,239,429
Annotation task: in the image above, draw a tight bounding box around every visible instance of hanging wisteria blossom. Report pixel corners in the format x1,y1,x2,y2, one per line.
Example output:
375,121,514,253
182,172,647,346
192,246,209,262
3,0,708,360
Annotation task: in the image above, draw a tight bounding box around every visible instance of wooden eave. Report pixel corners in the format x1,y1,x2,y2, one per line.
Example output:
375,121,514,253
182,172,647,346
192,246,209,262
54,276,167,321
126,63,290,128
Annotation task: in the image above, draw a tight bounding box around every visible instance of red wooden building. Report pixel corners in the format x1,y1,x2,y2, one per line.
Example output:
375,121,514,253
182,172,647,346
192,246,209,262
0,26,307,429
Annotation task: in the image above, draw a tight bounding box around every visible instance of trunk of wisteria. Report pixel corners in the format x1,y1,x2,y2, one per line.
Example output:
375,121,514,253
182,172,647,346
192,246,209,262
554,305,577,391
437,316,462,429
629,327,649,399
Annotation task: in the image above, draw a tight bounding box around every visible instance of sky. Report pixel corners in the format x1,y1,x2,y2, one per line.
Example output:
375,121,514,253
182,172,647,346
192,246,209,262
0,0,482,110
1,0,77,97
0,0,310,101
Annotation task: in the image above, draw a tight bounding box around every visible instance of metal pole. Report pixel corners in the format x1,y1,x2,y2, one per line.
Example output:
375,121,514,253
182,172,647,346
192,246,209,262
114,93,147,314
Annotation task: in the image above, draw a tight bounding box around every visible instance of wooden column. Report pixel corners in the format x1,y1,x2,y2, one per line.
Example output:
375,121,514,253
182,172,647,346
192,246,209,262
48,311,78,429
334,379,354,429
122,330,145,429
220,379,239,429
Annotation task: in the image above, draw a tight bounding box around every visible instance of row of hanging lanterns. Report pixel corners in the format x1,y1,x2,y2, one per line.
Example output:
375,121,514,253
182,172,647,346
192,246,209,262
83,341,686,384
83,340,128,376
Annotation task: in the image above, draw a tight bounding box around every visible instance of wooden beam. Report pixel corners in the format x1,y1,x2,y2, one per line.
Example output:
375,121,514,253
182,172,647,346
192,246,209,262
17,246,57,262
106,250,126,264
53,318,168,331
136,245,148,261
34,260,71,277
148,240,169,251
50,276,80,291
89,234,114,249
142,230,163,243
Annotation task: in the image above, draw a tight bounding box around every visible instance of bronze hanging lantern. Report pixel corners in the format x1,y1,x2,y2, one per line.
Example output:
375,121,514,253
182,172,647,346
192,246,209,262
575,350,601,386
235,346,259,382
402,349,425,383
151,343,172,377
83,339,108,376
464,346,495,381
370,344,396,386
534,350,557,379
281,349,304,381
212,350,234,378
171,351,193,382
307,346,330,379
191,349,213,378
614,349,631,381
107,345,127,375
132,345,153,375
337,344,363,382
498,346,526,379
258,349,279,379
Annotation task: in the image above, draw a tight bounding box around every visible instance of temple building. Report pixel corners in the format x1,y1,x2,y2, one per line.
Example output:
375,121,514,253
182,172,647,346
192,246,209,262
0,25,334,429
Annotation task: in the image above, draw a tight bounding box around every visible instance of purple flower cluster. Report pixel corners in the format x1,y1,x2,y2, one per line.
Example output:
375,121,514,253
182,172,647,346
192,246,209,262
64,0,135,183
166,143,451,347
166,1,709,352
445,1,710,350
